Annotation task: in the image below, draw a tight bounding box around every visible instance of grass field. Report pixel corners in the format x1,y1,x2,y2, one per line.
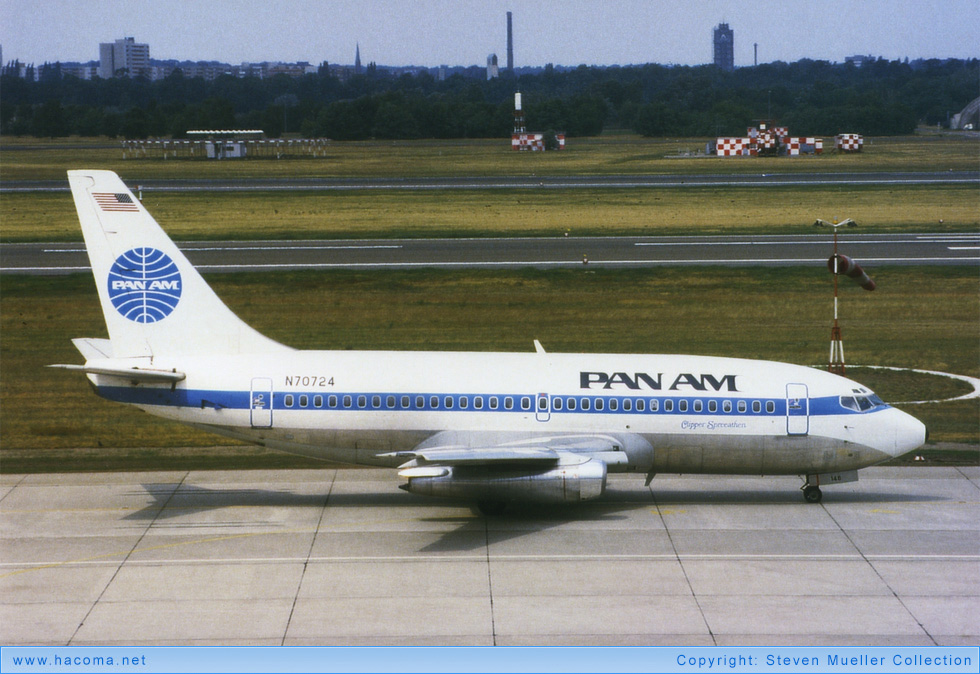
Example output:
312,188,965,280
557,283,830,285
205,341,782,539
1,266,976,472
1,133,978,182
1,184,977,242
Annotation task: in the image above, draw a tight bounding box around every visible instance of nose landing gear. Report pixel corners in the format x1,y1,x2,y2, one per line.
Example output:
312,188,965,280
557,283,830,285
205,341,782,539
802,484,823,503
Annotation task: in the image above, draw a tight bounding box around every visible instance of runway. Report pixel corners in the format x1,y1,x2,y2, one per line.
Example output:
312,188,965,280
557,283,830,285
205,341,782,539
2,467,977,646
2,232,978,274
3,171,978,193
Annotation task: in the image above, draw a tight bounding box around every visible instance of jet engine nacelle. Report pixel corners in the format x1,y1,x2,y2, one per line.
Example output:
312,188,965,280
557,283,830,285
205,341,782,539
398,458,608,504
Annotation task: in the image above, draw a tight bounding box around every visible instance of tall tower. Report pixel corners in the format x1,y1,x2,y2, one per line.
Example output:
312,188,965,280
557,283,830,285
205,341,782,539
713,23,734,71
354,43,362,74
506,11,514,72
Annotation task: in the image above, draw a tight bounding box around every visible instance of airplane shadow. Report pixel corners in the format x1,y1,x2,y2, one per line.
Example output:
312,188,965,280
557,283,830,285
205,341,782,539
122,481,950,552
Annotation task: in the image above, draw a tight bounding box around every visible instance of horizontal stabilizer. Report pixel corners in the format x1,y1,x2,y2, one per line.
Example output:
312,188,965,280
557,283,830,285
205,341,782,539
48,363,186,383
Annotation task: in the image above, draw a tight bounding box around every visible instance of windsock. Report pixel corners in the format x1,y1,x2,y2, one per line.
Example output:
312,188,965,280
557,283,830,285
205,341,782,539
827,254,876,291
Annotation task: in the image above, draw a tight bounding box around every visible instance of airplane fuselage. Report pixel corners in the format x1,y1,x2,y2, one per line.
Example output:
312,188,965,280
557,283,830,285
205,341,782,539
91,350,924,476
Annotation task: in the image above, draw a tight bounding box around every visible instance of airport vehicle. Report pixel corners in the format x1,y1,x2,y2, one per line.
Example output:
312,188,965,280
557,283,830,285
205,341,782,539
55,170,927,512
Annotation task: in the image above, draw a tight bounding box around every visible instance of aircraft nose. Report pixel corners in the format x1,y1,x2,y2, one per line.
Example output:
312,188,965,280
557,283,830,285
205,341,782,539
891,407,927,457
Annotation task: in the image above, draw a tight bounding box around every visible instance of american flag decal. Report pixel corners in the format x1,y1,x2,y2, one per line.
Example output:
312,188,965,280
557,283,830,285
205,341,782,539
93,192,140,212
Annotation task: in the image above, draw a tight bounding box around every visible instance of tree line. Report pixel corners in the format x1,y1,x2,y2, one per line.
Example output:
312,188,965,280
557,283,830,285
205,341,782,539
1,58,976,140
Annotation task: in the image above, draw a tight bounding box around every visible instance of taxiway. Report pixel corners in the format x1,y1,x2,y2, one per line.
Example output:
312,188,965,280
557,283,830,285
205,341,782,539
2,467,977,646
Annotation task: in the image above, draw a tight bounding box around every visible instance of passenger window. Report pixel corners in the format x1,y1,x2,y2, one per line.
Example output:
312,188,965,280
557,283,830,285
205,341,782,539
623,399,632,412
444,396,454,409
430,396,439,409
649,399,658,412
521,397,531,411
372,395,381,408
490,397,499,410
723,400,732,413
504,397,514,410
343,395,352,408
664,399,673,412
636,399,645,412
387,395,396,408
595,398,604,411
581,398,591,411
459,397,468,409
766,401,775,413
401,395,410,408
358,396,367,409
553,397,563,411
567,397,576,411
693,400,703,413
538,397,547,411
608,398,617,411
708,400,717,413
416,395,424,409
752,400,761,413
299,395,309,408
328,395,337,408
475,396,484,410
284,394,294,408
314,395,323,408
679,400,688,413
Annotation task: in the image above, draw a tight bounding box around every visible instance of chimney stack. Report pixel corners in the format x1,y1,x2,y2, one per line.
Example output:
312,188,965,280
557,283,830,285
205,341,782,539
506,11,514,72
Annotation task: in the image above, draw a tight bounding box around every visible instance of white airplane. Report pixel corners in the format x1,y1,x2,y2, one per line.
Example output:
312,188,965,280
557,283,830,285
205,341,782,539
55,170,927,513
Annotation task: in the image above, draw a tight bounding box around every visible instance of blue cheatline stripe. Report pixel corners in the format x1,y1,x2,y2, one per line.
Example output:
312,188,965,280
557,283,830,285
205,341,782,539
95,386,889,417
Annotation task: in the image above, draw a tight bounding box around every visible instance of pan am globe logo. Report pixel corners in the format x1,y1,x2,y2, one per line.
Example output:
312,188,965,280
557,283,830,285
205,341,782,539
107,248,182,323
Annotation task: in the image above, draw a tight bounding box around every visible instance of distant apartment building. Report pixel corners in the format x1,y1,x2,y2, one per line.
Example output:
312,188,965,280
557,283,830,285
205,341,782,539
713,23,734,71
99,37,150,78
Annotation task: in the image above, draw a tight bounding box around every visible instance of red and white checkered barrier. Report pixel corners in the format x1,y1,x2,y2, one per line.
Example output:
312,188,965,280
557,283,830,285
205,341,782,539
782,137,824,155
716,138,756,156
512,132,564,151
835,134,863,152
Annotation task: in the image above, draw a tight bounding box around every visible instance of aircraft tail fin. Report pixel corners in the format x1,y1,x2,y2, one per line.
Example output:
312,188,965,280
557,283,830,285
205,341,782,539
68,170,290,358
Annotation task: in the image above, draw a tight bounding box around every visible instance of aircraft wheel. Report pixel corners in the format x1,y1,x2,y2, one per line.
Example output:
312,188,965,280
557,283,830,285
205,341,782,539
802,485,823,504
477,500,507,516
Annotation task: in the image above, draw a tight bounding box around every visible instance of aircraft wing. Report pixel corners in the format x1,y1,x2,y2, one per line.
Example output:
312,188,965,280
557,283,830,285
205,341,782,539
384,430,637,468
385,446,561,467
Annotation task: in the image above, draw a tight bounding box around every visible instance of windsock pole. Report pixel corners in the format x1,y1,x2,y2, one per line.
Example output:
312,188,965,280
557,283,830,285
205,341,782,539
829,227,845,374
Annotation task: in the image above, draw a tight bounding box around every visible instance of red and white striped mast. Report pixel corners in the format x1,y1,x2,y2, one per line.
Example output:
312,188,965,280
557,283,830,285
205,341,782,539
814,218,873,374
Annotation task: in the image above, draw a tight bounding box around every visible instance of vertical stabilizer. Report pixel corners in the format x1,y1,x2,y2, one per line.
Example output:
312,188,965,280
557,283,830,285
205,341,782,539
68,170,290,358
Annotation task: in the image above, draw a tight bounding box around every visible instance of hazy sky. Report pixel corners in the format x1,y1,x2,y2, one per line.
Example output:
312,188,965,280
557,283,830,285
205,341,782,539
3,0,978,68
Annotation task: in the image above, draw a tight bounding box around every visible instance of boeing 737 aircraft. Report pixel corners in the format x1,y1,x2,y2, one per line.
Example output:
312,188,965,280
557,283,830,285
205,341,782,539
55,170,926,513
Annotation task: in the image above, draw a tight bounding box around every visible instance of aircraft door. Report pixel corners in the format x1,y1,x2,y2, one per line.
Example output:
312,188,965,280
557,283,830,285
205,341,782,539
250,377,274,428
536,393,551,422
786,383,809,435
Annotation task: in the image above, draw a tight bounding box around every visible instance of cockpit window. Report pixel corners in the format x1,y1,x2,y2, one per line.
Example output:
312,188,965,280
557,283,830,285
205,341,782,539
840,395,886,412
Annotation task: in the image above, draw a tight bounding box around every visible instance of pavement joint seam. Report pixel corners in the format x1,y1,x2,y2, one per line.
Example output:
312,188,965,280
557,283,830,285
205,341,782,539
67,471,188,646
281,470,337,646
650,481,717,645
820,502,940,646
